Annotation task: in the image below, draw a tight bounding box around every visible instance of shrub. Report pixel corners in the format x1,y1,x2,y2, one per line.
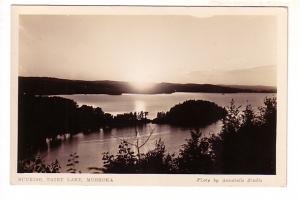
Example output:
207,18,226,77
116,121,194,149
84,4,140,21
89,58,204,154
102,140,138,173
66,152,81,173
102,139,175,173
175,129,215,173
138,139,175,173
18,154,61,173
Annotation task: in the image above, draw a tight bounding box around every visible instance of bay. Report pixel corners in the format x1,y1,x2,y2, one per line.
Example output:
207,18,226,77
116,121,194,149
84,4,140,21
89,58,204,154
42,92,276,172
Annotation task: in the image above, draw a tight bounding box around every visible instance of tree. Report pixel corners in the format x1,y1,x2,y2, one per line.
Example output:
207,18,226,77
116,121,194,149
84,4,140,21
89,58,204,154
215,97,277,174
241,104,255,127
101,129,174,173
220,99,242,136
175,129,215,173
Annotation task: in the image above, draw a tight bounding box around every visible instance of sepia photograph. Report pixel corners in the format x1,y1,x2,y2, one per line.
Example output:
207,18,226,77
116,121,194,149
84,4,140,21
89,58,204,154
10,5,287,186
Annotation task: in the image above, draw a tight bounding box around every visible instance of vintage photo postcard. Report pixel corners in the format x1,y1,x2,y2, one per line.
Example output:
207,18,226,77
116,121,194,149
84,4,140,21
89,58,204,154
11,5,287,186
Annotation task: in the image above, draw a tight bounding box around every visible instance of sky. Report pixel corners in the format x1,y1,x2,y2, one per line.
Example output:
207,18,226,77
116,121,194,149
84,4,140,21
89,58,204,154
19,14,278,86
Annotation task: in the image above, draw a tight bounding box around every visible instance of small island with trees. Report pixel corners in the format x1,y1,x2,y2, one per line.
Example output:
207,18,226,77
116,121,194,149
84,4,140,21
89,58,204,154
153,100,227,127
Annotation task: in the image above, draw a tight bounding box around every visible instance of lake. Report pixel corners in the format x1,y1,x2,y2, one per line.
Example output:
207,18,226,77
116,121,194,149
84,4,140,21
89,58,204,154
41,92,276,172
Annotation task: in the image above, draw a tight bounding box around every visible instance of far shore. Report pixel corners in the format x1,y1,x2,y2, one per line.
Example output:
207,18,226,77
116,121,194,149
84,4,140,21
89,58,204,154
19,76,277,96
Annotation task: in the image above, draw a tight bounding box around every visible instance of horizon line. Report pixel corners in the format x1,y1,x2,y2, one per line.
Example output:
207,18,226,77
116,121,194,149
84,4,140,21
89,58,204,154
18,76,277,88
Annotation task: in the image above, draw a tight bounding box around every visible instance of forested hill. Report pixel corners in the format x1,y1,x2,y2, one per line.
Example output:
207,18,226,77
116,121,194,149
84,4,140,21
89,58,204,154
19,76,277,95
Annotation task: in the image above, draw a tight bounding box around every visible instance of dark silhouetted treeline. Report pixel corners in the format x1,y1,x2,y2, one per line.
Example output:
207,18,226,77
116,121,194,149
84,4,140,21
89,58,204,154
19,76,276,95
18,94,149,160
113,111,150,126
213,98,277,174
153,100,227,127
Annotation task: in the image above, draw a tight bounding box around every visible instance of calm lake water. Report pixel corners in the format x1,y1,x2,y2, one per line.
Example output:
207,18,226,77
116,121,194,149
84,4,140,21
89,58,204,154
42,92,276,172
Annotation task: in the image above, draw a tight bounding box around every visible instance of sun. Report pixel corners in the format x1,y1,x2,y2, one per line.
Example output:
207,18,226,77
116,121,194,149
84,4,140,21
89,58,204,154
126,68,156,91
130,81,155,91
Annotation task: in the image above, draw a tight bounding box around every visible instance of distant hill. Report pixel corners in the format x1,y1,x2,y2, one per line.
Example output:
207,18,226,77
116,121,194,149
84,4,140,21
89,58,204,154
220,84,277,93
19,76,276,95
186,65,276,86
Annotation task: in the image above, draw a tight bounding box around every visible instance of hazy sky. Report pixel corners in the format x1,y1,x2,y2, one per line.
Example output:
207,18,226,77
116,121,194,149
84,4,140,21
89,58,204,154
19,14,277,86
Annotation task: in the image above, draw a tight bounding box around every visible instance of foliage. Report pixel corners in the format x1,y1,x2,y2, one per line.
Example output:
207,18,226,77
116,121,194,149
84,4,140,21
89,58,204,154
111,111,150,127
175,129,215,173
18,154,61,173
66,152,81,173
215,97,277,174
221,99,242,135
18,94,104,159
139,139,176,173
153,100,227,127
102,139,175,173
102,140,138,173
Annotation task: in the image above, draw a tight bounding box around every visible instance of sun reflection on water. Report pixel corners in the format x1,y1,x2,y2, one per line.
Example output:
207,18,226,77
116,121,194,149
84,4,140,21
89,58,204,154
134,100,146,112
